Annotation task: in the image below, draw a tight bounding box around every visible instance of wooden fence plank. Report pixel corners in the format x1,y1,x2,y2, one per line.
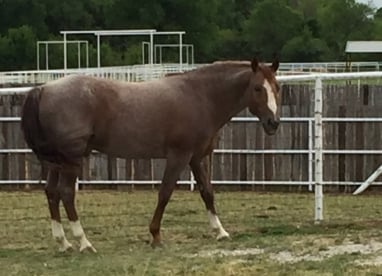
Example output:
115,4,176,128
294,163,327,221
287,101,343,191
1,84,382,191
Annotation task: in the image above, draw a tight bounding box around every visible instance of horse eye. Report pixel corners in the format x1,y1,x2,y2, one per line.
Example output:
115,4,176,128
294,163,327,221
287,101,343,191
254,85,263,92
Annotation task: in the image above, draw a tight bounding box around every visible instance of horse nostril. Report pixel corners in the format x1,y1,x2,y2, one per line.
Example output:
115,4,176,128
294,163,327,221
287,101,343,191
268,119,280,128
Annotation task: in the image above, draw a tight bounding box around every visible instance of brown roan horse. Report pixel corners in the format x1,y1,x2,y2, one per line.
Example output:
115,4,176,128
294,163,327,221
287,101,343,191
21,58,281,252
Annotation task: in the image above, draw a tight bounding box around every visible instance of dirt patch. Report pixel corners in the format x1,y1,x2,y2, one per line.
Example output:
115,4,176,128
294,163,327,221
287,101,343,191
187,248,264,258
188,241,382,265
355,256,382,266
271,241,382,264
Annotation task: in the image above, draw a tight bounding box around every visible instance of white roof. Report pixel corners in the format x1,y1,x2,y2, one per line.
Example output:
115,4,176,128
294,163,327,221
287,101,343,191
345,41,382,53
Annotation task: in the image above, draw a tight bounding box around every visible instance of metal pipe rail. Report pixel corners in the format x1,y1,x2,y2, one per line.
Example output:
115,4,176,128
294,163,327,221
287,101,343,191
0,64,200,84
1,180,382,186
1,62,381,85
278,71,382,222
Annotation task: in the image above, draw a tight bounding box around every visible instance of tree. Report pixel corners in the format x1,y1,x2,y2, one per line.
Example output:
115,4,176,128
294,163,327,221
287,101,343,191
157,0,220,62
0,25,36,70
0,0,381,69
243,0,304,60
317,0,374,60
372,8,382,39
281,27,330,61
0,0,48,36
43,0,95,34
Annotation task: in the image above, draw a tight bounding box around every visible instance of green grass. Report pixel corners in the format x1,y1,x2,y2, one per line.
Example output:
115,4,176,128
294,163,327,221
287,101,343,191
1,190,382,275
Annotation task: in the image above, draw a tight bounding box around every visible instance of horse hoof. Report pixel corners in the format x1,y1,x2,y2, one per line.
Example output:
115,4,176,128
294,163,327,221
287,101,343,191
80,244,97,253
216,231,230,241
58,243,73,253
150,241,164,249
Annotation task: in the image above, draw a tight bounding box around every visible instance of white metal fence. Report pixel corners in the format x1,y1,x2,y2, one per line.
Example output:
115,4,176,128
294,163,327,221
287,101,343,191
0,64,199,84
277,72,382,221
1,61,381,85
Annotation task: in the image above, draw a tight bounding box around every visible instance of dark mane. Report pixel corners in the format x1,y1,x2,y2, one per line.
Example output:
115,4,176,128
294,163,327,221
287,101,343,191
212,61,275,79
165,61,275,80
164,72,184,77
212,60,251,66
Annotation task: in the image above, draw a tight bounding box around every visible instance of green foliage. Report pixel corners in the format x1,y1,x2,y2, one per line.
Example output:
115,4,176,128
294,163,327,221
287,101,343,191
2,25,36,70
317,0,374,60
281,27,331,61
373,8,382,40
0,0,380,70
0,0,48,35
244,0,304,59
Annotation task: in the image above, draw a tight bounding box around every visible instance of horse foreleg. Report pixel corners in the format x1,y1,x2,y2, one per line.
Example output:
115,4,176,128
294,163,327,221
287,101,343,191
190,157,230,240
45,168,73,252
149,151,192,248
58,170,96,253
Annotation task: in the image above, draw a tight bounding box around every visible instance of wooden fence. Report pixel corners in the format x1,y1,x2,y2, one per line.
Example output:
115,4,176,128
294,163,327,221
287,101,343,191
0,83,381,190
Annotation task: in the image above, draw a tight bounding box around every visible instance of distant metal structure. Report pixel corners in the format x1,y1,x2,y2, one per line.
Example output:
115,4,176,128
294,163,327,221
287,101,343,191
155,44,194,65
60,30,185,72
345,41,382,71
345,41,382,53
60,29,155,71
142,42,194,65
153,32,186,69
36,40,89,70
141,42,151,64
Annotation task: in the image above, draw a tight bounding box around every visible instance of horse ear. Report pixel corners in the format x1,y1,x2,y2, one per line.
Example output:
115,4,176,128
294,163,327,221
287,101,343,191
270,56,279,72
251,57,259,72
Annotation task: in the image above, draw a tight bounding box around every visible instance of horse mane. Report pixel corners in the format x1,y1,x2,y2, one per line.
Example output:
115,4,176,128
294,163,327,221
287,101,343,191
164,72,184,77
165,60,275,80
212,60,251,66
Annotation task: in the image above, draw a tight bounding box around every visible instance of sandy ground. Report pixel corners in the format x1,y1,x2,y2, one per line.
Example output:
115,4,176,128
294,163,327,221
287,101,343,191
187,241,382,266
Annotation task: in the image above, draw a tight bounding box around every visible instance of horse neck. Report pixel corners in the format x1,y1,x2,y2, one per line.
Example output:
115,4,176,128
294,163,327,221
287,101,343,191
196,68,251,129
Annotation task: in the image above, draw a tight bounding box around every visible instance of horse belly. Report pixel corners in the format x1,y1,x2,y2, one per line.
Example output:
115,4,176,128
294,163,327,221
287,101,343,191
94,127,167,159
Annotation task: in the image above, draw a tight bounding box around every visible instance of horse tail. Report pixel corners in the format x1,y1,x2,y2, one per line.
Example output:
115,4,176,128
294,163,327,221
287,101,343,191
21,87,62,164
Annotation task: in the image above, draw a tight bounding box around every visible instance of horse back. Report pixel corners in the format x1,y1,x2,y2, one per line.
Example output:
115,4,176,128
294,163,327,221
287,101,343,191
36,75,214,159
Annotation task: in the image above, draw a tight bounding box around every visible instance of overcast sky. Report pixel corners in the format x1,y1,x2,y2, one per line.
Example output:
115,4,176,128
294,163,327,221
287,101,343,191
356,0,382,8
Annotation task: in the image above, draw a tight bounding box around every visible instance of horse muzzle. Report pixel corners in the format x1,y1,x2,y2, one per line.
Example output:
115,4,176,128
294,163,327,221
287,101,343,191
262,118,280,135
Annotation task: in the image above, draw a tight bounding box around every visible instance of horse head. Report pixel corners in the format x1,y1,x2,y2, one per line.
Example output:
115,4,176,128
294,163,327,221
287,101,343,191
247,57,281,135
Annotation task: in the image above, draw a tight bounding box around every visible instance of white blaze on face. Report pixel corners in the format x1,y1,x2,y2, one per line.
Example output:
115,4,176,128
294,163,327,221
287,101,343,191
263,79,277,116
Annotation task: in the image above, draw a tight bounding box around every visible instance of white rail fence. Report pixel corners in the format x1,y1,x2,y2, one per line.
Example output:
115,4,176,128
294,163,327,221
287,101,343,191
279,61,381,73
1,61,381,85
0,71,382,222
0,64,199,84
278,72,382,221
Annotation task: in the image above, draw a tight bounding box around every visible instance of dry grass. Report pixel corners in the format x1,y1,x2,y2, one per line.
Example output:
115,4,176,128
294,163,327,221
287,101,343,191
1,190,382,275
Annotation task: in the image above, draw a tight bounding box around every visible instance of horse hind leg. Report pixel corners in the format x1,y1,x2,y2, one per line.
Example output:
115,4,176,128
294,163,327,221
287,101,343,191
45,168,73,252
190,157,230,240
57,167,96,253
